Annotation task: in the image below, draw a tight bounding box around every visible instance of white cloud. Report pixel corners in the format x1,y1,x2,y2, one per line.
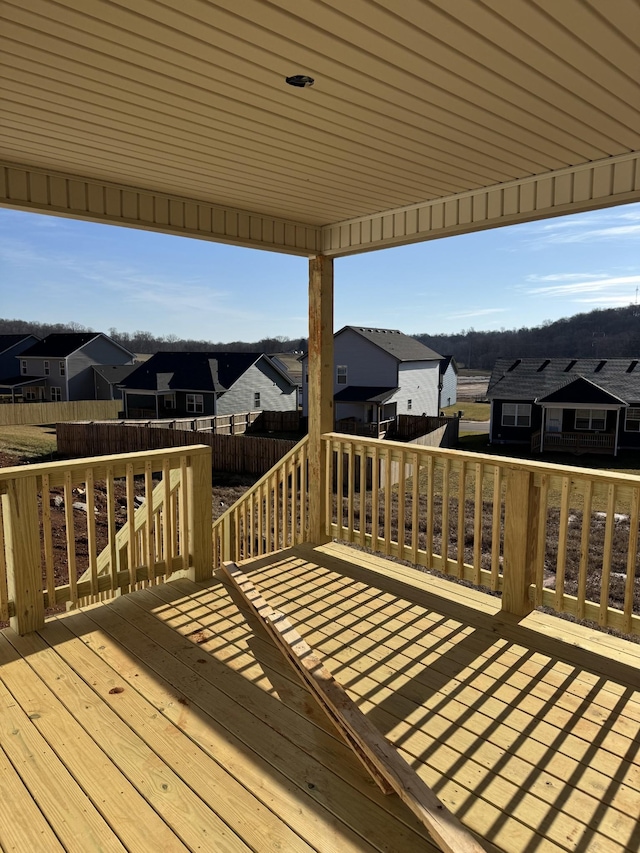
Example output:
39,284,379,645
448,307,508,319
527,274,640,297
526,272,603,283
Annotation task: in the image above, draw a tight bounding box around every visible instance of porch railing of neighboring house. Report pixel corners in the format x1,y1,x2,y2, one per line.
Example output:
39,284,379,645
531,430,616,454
0,445,212,634
213,433,640,637
335,417,396,439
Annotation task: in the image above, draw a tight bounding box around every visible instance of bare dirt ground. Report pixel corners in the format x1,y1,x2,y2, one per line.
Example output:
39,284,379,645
457,375,490,402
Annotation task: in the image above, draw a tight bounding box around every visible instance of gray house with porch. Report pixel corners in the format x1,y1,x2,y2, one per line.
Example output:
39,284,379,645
488,357,640,455
301,326,442,437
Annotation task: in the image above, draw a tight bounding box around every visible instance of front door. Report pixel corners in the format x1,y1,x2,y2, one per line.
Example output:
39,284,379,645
547,407,562,432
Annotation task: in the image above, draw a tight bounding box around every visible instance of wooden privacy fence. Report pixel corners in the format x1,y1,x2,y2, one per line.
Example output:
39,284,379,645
57,422,297,476
323,433,640,635
0,445,212,634
0,399,121,426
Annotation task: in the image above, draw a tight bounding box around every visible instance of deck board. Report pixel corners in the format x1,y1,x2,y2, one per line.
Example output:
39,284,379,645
1,542,639,852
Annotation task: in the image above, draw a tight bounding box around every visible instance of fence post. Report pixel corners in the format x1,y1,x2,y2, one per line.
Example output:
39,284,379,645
186,449,213,582
2,476,45,634
501,468,539,617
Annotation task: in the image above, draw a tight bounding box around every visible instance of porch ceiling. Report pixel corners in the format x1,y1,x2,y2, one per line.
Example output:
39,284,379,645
1,0,639,256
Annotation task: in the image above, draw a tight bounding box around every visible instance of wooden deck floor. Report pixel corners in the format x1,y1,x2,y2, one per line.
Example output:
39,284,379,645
1,543,639,853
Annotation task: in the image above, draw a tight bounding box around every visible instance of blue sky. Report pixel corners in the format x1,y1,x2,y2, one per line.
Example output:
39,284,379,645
1,202,640,342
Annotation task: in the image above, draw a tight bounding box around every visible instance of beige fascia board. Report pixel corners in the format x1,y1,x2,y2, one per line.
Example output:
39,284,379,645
321,151,640,257
0,161,322,257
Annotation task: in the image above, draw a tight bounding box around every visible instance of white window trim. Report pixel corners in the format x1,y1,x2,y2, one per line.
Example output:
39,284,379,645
186,393,204,414
625,407,640,432
501,403,531,427
574,408,606,431
336,365,347,385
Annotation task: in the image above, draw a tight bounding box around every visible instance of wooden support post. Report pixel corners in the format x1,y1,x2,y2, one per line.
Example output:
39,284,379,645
502,468,539,616
2,476,45,634
308,255,334,544
186,449,213,582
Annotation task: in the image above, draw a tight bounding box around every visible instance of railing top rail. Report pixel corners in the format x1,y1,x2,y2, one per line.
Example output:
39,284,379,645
0,444,211,488
323,432,640,487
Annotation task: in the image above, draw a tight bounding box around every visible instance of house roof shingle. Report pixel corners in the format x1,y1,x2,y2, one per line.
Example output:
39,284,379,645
487,358,640,404
0,334,39,354
92,364,138,384
334,385,398,404
20,332,134,360
119,351,265,393
339,327,442,361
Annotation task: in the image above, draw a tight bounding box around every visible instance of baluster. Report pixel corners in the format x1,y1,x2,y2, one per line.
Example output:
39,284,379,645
473,462,483,586
41,473,55,606
64,470,77,605
144,461,154,583
554,476,571,612
491,467,502,592
599,483,617,627
623,487,640,634
85,469,98,595
426,455,434,569
457,460,466,578
411,453,420,565
576,479,592,619
441,458,450,572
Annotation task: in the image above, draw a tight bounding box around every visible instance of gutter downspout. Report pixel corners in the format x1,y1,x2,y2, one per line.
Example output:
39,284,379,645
540,406,545,453
614,408,621,457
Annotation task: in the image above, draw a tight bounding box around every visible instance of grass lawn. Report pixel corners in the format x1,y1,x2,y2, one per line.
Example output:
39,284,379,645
0,425,58,462
442,402,490,420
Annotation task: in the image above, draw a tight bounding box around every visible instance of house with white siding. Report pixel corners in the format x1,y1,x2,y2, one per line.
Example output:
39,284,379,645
301,326,442,436
120,351,297,419
439,355,458,410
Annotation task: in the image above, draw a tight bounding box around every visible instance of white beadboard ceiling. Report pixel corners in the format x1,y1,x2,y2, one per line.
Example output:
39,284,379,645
1,0,639,253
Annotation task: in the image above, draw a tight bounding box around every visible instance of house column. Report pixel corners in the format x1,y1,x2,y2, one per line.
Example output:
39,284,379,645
308,255,334,544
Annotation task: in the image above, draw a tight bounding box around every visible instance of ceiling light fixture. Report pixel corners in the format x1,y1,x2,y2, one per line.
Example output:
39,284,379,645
285,74,314,88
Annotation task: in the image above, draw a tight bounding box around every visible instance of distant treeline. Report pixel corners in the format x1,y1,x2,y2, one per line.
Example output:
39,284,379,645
3,304,640,369
0,318,306,356
415,305,640,370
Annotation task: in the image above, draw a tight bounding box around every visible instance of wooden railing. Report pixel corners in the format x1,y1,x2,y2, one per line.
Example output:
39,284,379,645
531,430,616,454
322,433,640,636
213,436,309,567
0,445,212,634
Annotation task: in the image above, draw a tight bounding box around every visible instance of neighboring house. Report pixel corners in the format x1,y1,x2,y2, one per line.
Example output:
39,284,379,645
438,355,458,410
93,364,139,401
301,326,442,435
9,333,135,402
0,333,41,400
119,351,297,418
270,352,303,407
487,357,640,455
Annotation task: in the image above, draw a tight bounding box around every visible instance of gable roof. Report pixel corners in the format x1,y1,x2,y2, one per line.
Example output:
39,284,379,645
488,358,640,404
20,332,134,359
92,364,138,385
337,327,442,362
0,334,39,355
536,376,628,407
439,355,458,376
119,351,267,393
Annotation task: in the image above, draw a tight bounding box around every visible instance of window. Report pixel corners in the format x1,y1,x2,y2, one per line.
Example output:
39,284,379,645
59,360,66,376
575,409,606,431
254,392,261,408
20,360,27,375
501,403,531,427
44,360,50,375
407,399,412,411
25,388,37,401
50,387,61,402
625,407,640,432
186,393,204,413
337,365,347,385
163,394,175,409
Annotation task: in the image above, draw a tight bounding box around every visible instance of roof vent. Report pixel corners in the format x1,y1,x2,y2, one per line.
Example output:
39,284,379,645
627,360,639,373
595,360,607,373
565,359,577,372
506,359,521,372
537,359,551,372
